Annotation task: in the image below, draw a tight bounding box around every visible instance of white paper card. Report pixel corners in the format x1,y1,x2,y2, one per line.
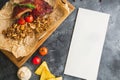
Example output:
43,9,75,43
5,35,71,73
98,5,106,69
64,8,110,80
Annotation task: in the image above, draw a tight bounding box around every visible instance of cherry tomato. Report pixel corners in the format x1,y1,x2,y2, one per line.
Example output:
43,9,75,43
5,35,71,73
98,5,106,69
18,18,25,25
32,56,41,65
39,47,48,56
25,15,33,23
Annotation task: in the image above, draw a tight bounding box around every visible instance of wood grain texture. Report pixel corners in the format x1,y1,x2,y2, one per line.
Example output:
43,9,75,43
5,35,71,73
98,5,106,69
1,1,75,68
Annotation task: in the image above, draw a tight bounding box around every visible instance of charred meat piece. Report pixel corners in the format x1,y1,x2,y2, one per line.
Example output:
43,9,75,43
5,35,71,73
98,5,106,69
31,0,53,18
13,5,32,19
13,0,53,19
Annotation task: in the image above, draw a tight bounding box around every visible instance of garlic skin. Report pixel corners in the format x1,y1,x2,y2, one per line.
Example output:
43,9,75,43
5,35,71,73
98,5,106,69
17,66,32,80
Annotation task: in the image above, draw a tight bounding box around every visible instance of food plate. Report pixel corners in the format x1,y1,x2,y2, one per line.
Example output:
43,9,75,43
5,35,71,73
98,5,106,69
1,1,75,67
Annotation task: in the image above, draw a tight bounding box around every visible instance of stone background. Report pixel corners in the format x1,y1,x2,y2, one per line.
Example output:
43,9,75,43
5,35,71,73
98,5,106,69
0,0,120,80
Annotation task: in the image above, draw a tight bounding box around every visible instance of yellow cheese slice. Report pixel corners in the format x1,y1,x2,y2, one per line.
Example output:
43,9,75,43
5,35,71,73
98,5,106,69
40,67,55,80
35,61,62,80
56,77,62,80
35,61,50,75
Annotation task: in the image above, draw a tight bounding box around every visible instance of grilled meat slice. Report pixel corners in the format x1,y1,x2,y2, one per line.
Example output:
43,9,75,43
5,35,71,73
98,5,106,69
13,5,32,19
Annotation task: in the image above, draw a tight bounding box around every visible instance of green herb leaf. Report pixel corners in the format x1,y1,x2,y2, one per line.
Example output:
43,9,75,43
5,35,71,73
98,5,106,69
14,3,36,9
22,3,36,9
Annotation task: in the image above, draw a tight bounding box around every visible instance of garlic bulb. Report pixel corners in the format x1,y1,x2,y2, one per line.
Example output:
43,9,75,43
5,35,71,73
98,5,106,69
17,66,32,80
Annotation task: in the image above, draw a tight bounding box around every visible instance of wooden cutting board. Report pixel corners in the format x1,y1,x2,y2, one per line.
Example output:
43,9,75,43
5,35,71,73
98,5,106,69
1,1,75,68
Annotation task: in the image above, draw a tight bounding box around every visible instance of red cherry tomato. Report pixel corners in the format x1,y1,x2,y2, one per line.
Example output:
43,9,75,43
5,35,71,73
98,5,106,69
18,18,25,25
25,15,33,23
32,56,41,65
39,47,48,56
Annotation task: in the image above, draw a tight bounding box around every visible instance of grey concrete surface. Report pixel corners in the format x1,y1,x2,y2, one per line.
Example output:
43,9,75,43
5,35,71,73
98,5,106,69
0,0,120,80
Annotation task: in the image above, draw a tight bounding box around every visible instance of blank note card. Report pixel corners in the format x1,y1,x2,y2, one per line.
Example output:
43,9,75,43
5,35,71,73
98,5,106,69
64,8,110,80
